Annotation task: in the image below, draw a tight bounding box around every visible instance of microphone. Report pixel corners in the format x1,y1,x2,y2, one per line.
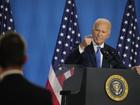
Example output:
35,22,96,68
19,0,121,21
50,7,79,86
101,48,110,61
101,48,120,68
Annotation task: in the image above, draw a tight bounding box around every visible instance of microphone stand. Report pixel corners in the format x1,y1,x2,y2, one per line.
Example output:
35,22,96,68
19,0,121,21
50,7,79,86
60,90,71,105
101,49,112,68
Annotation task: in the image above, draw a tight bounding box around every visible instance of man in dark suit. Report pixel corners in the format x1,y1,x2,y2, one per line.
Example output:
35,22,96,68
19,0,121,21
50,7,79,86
0,31,52,105
65,18,126,68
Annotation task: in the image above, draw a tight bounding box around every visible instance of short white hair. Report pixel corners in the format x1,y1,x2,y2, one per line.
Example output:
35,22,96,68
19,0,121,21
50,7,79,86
93,18,111,34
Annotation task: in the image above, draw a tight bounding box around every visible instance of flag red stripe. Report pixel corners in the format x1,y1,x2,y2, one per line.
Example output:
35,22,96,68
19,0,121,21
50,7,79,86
46,81,60,105
57,74,65,86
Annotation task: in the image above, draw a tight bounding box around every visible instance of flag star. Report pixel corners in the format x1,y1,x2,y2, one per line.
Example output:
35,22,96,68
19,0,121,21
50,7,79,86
78,33,80,37
137,37,140,40
0,13,2,17
123,61,125,64
71,39,73,42
4,16,7,19
61,59,64,63
131,23,133,27
134,59,136,63
6,0,9,3
133,26,136,30
62,25,66,29
133,34,135,37
124,20,128,24
123,53,127,58
126,13,130,16
132,41,135,45
71,12,73,15
75,41,80,44
60,33,64,36
122,28,126,32
75,15,78,18
131,49,134,52
129,30,132,34
5,8,8,11
118,44,122,47
58,67,62,71
73,4,75,7
69,27,72,31
3,24,6,27
8,26,11,30
128,5,132,8
135,44,139,48
56,48,60,52
64,17,68,20
135,18,137,22
65,43,69,47
120,36,124,40
118,51,120,55
130,56,133,60
74,22,77,26
125,46,129,50
54,56,58,60
58,40,62,44
68,0,71,4
10,18,13,22
63,51,66,55
127,38,131,42
1,5,4,8
132,8,134,11
67,35,70,39
66,9,69,12
128,64,132,67
72,30,75,34
135,52,137,55
70,46,73,50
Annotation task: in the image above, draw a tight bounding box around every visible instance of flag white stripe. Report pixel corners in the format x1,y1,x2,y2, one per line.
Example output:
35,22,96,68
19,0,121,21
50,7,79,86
64,70,71,79
48,65,62,104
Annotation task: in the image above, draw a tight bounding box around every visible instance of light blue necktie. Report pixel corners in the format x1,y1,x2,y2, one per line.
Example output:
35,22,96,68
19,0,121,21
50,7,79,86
96,47,101,68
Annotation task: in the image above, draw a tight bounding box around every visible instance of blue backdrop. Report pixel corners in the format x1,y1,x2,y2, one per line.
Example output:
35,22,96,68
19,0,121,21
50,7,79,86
11,0,140,87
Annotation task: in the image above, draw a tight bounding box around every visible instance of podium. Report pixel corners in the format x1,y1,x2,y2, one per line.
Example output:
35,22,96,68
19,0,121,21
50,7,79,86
60,66,140,105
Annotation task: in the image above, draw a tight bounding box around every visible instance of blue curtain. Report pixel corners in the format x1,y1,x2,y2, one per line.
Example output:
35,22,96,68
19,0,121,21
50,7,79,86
11,0,140,87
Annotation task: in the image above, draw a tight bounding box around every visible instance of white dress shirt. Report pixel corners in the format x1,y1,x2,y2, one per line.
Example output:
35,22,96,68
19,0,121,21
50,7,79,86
0,69,23,81
79,40,104,67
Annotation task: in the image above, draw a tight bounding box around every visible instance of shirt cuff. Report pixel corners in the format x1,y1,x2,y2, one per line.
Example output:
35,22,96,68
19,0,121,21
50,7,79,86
79,45,84,54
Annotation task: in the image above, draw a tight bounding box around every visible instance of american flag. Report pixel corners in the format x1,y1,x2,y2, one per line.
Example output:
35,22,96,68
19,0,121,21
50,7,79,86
116,0,140,68
0,0,15,34
46,0,81,105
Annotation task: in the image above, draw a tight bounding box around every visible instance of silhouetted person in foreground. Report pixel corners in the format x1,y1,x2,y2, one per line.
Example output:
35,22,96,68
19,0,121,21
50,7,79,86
0,31,53,105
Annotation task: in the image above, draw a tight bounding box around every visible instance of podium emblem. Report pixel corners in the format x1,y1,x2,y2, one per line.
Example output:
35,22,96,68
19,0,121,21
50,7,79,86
105,75,128,101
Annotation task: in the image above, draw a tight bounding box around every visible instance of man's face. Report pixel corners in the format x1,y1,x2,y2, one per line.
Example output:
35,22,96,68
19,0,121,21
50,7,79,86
92,21,110,45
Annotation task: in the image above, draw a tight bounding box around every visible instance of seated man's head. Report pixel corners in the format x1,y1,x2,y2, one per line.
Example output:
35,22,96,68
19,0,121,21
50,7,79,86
0,31,26,69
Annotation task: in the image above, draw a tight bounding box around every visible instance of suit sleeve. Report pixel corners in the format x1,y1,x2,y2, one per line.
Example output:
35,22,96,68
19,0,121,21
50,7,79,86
65,47,83,64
